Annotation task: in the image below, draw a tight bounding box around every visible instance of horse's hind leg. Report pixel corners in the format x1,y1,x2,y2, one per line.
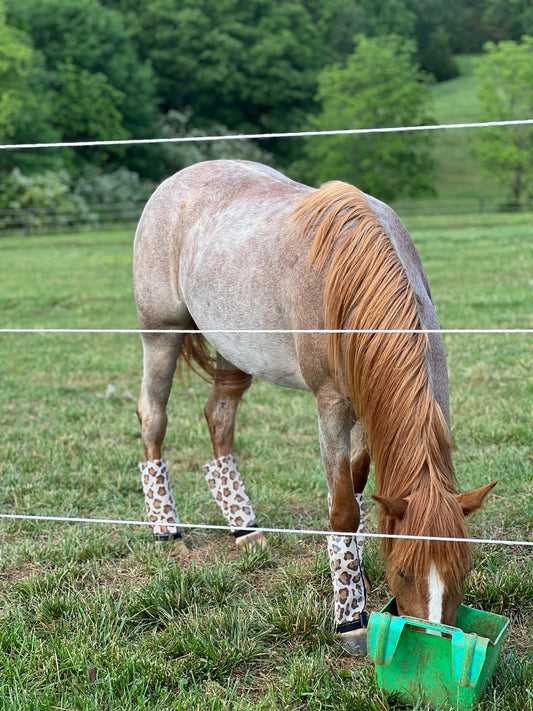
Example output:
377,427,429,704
202,355,267,550
137,331,185,543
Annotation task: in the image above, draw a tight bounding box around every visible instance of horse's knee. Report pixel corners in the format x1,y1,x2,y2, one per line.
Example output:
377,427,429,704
329,459,361,533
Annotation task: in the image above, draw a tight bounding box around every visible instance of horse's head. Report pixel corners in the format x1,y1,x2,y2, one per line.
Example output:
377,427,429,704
373,480,496,625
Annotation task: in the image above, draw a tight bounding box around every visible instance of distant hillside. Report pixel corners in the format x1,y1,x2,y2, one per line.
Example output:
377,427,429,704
394,55,504,214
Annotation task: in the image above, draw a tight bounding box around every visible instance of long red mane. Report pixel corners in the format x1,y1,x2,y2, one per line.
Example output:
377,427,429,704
294,182,471,584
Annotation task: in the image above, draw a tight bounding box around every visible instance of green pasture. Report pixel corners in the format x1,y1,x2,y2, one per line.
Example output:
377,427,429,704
394,55,517,216
0,215,531,710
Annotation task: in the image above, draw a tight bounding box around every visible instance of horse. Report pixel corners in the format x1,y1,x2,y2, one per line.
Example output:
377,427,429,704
133,159,496,654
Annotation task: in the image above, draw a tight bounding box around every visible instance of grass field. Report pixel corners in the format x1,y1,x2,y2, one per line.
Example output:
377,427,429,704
428,55,494,206
0,214,531,710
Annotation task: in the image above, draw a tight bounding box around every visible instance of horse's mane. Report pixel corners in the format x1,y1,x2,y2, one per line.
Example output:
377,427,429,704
293,182,470,584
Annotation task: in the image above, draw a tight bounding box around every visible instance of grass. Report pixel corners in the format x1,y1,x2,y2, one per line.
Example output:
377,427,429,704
0,215,531,710
428,55,493,205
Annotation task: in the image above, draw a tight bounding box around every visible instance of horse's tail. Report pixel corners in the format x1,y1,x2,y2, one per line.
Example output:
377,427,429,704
179,329,218,381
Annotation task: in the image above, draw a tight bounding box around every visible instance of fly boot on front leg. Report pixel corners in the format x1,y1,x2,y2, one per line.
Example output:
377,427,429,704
328,475,369,656
328,422,372,655
317,393,369,655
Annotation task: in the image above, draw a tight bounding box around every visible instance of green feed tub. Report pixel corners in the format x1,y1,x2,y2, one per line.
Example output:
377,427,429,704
367,599,509,709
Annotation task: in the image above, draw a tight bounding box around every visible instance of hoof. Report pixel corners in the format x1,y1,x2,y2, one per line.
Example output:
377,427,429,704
153,532,190,554
173,539,191,555
335,613,368,656
363,572,372,594
336,627,368,656
235,529,268,551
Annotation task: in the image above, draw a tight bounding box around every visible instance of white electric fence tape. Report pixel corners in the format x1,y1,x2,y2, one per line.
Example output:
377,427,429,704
0,119,532,152
0,512,531,546
0,328,531,334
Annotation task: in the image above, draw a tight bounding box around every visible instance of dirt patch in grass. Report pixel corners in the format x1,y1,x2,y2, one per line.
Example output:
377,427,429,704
1,562,43,585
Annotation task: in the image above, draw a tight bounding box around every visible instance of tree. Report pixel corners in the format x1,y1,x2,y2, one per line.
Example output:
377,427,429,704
481,0,533,43
358,0,416,42
0,0,32,140
121,0,327,138
299,34,435,201
6,0,158,174
405,0,459,79
154,109,274,177
472,36,533,206
50,61,129,163
419,28,459,81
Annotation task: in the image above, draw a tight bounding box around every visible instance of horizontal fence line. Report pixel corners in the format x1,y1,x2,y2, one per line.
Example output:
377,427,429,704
1,200,532,237
0,512,530,547
1,119,532,152
1,328,531,335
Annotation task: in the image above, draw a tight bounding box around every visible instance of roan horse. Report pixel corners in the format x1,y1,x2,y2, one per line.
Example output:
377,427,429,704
133,160,496,654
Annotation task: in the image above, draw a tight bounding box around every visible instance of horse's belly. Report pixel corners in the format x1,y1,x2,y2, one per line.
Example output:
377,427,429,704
181,254,309,390
201,330,309,391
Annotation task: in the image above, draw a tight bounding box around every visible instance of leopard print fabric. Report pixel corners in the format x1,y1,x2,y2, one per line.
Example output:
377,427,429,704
202,454,257,534
328,493,367,628
140,458,181,540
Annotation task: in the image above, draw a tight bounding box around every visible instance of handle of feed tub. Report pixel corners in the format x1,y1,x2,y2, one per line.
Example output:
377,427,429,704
452,629,491,688
368,612,491,688
368,612,403,666
394,615,492,686
400,615,460,635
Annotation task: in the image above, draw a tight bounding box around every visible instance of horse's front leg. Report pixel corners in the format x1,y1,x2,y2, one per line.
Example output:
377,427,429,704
351,420,371,587
203,356,267,550
316,389,369,655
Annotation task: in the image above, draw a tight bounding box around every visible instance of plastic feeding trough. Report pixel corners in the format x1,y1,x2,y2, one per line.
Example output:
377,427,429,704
367,599,509,710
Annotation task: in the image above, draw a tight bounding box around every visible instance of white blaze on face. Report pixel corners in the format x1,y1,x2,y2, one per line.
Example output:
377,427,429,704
427,562,445,623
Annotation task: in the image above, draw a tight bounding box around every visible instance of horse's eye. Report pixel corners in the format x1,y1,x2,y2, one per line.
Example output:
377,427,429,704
398,570,405,579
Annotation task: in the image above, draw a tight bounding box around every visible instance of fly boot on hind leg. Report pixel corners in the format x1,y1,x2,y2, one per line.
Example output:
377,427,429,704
137,331,189,553
202,357,267,551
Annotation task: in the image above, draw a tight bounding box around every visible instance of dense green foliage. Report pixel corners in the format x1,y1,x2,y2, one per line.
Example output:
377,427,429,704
0,0,532,203
299,34,435,198
0,3,32,140
472,36,533,205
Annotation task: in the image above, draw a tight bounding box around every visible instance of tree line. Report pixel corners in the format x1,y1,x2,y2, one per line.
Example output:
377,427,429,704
0,0,532,218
